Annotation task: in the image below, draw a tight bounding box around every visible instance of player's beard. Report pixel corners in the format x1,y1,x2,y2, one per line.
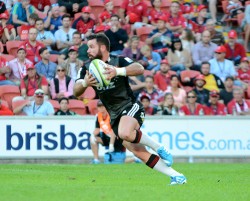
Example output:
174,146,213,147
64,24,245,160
88,48,103,60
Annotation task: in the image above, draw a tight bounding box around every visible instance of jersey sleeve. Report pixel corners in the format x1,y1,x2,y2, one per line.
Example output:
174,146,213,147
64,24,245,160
118,56,134,68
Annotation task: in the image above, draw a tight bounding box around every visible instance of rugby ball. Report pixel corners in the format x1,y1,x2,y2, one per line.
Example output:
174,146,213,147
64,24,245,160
89,59,110,87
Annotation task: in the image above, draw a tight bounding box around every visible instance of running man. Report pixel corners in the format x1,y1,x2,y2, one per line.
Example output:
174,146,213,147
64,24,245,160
74,33,186,185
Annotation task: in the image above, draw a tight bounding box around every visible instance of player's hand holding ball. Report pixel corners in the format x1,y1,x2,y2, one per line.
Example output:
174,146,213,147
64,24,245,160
83,70,98,87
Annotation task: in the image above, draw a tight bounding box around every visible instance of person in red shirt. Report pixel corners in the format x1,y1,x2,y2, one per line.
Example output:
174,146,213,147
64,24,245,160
179,0,195,19
18,63,49,101
148,0,168,26
207,90,227,115
179,90,209,115
166,1,187,36
0,56,16,86
98,0,115,25
30,0,50,12
224,30,246,66
72,6,95,35
119,0,148,24
0,99,13,116
227,88,250,115
236,57,250,90
154,59,176,91
20,27,44,64
0,12,16,43
19,13,38,41
140,94,158,115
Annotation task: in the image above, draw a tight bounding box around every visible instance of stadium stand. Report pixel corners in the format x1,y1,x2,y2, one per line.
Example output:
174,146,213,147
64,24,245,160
68,99,87,115
6,41,23,57
0,85,21,109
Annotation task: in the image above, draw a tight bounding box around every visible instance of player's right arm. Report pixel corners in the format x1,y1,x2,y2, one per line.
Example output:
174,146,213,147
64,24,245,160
73,67,98,98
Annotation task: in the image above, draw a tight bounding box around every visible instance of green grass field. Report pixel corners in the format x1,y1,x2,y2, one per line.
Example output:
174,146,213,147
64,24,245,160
0,163,249,201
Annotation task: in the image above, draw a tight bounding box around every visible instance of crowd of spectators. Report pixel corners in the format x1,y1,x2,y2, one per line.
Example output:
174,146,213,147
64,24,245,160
1,0,250,117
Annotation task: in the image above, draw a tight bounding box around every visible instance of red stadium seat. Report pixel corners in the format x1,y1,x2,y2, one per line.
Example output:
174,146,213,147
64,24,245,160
68,99,87,115
86,99,99,115
113,0,123,12
0,85,21,109
12,100,29,116
180,70,201,83
1,99,9,108
1,54,15,62
48,100,60,112
88,1,104,19
6,41,23,57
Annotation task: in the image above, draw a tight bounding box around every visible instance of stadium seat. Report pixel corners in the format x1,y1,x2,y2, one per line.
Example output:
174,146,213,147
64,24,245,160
6,41,23,57
161,0,171,10
136,26,154,42
1,99,9,108
0,85,21,109
1,54,15,62
68,99,87,115
50,54,59,63
88,1,104,19
113,0,123,12
180,70,201,83
144,0,153,9
86,99,99,115
48,100,60,112
12,100,29,115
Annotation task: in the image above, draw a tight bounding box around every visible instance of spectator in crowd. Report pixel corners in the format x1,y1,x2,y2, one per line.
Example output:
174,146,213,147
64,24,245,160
146,15,173,57
207,90,227,115
8,46,33,85
165,75,186,108
242,5,250,52
179,0,195,19
236,57,250,90
99,0,114,26
10,0,35,27
192,30,217,71
61,46,83,81
18,12,38,41
224,30,246,66
209,45,237,82
0,98,13,116
205,19,225,46
50,65,75,100
54,14,76,52
220,0,243,23
0,55,15,86
44,3,62,34
119,0,148,24
166,1,187,36
140,94,157,115
105,14,128,55
167,37,192,74
193,74,210,105
59,31,89,63
0,12,16,43
14,63,49,101
200,61,224,92
0,1,8,13
20,27,44,64
58,0,88,17
141,45,161,74
54,97,77,115
219,76,234,106
154,59,176,91
227,88,250,115
148,0,168,26
30,0,50,12
189,5,208,42
35,18,56,54
35,47,57,81
138,75,164,107
13,89,54,116
179,90,209,115
122,35,143,61
90,100,123,164
179,28,195,54
158,92,178,115
72,6,95,36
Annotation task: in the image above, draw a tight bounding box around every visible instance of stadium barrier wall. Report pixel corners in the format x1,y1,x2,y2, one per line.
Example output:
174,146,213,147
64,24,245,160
0,116,249,158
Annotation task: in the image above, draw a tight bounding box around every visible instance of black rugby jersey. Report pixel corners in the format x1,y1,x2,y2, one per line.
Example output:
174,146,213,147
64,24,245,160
77,55,138,120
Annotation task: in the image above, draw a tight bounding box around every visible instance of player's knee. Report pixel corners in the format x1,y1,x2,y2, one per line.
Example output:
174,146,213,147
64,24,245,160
118,129,131,141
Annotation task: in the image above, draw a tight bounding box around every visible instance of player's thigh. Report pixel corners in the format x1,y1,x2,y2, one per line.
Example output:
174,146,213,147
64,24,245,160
119,115,140,135
122,141,151,162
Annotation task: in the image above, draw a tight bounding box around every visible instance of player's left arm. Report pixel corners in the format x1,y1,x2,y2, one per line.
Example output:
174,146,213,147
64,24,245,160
105,57,144,79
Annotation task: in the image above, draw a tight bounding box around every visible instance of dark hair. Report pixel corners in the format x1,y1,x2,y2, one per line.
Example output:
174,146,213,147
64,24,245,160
145,75,154,81
39,47,48,55
201,61,210,67
187,90,197,97
29,13,39,20
225,76,235,81
59,97,69,104
183,28,195,41
62,13,71,20
35,18,43,24
73,31,81,37
170,74,179,81
111,14,120,20
150,0,161,7
87,33,110,51
170,37,183,53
